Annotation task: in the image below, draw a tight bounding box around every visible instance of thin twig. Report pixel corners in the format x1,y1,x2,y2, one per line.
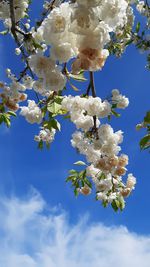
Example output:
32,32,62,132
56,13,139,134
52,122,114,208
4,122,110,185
86,82,91,96
90,72,96,98
9,1,33,76
10,0,34,78
90,72,99,138
9,0,41,105
35,0,56,29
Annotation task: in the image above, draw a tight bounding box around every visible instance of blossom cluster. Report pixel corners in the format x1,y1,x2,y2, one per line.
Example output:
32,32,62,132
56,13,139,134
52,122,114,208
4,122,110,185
112,89,129,109
20,100,42,124
34,127,56,144
0,0,29,21
0,0,138,210
61,95,111,131
72,126,136,206
0,68,27,111
29,53,66,95
37,0,129,73
0,0,133,99
61,91,135,208
136,1,148,16
132,0,150,28
61,90,129,130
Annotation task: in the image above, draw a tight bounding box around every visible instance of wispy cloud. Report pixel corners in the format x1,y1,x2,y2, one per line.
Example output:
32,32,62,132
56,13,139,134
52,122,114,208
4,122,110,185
0,189,150,267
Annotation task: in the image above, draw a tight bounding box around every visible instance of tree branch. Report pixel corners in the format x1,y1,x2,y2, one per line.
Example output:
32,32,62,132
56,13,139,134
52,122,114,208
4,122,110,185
90,72,96,98
90,72,98,137
9,0,41,104
9,0,34,79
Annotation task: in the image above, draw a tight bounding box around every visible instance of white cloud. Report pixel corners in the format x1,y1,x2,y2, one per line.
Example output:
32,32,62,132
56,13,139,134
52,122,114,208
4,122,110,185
0,189,150,267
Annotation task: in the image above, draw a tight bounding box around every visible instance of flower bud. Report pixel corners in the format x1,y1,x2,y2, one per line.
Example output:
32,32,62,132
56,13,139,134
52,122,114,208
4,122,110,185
15,48,21,56
80,185,91,196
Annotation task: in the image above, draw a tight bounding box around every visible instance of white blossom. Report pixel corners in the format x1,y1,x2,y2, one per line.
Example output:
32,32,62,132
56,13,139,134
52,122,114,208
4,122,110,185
112,89,129,109
35,128,56,144
20,100,42,124
0,0,29,21
126,174,136,190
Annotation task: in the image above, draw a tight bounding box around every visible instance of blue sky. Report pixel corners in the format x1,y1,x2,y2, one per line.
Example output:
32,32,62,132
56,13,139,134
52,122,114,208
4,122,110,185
0,1,150,266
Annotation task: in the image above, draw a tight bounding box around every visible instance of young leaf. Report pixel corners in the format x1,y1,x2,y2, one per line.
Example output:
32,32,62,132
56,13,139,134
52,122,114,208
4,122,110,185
0,29,9,35
118,196,125,211
38,140,43,150
69,169,78,176
136,22,140,33
74,188,79,197
111,200,119,212
74,161,86,166
144,111,150,124
69,82,80,92
50,119,61,131
111,109,121,118
69,73,87,82
7,111,17,117
3,114,10,127
47,102,61,114
140,134,150,150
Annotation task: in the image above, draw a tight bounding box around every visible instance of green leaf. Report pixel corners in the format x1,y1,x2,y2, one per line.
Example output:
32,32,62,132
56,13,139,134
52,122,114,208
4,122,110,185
69,82,80,92
111,109,121,118
136,124,143,131
47,102,61,114
112,197,125,211
54,96,63,104
41,106,47,117
102,201,108,208
7,111,16,117
144,111,150,124
0,115,4,124
74,188,79,197
111,103,117,109
47,98,67,116
84,178,92,188
0,104,5,113
51,119,61,131
74,161,86,166
136,22,140,33
118,196,125,211
111,200,119,212
63,114,71,119
32,41,43,50
46,142,50,149
79,170,86,179
43,119,61,131
125,39,133,46
99,173,106,180
68,72,87,82
69,169,78,175
66,175,76,182
0,29,9,35
108,114,111,121
140,134,150,150
43,121,51,130
81,180,85,187
38,140,43,150
3,114,10,127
